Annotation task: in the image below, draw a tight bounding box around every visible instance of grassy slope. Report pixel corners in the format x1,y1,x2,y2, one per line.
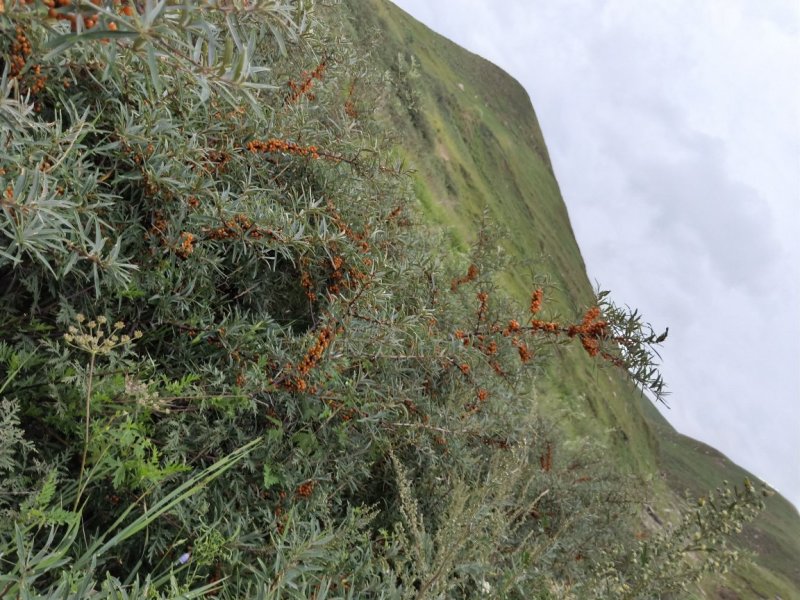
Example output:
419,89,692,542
342,1,800,597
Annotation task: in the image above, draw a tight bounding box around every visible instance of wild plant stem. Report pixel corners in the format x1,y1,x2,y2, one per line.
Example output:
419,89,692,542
74,352,96,512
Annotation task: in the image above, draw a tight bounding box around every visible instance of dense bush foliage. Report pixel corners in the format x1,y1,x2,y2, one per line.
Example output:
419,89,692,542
0,2,765,597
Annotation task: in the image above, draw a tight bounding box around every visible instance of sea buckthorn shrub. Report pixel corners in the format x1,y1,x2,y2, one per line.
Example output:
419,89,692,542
0,1,765,597
582,481,769,599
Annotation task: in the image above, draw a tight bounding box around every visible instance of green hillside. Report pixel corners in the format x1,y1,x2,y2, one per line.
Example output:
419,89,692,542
343,1,800,597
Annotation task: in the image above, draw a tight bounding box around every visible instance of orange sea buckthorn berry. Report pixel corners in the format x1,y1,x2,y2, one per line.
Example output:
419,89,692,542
530,288,543,315
296,481,315,498
517,342,532,363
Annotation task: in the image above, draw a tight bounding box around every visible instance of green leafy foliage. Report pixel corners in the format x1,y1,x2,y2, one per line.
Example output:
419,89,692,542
587,481,769,599
0,1,767,597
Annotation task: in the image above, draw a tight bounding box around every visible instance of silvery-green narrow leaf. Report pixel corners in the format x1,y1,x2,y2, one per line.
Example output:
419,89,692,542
192,35,204,64
268,22,287,56
142,0,169,29
93,263,100,296
61,250,79,277
91,220,106,255
108,236,123,262
299,9,309,36
197,77,211,103
242,70,266,90
220,37,234,75
206,35,217,68
228,50,246,84
0,247,21,266
43,34,86,59
44,31,140,62
146,45,163,96
227,13,244,51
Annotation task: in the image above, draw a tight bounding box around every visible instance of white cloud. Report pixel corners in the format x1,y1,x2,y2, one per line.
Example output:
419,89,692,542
391,0,800,507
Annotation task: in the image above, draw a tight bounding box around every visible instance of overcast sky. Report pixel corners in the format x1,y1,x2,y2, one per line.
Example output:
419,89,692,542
389,0,800,508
